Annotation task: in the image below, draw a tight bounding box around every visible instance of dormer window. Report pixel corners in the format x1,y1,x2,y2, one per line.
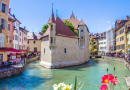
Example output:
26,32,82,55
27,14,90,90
81,30,84,32
51,25,53,30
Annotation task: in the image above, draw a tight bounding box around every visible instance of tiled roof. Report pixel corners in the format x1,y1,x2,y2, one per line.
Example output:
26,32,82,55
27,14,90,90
41,16,79,39
79,20,86,26
55,17,79,39
48,13,55,23
62,18,80,30
19,27,29,32
28,33,42,40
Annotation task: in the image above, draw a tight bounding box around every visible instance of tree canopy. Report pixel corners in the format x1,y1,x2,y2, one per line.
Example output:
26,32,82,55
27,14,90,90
63,20,78,36
89,38,98,55
41,24,49,33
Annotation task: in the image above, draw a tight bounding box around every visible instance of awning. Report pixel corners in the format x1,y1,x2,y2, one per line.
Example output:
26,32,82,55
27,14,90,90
7,48,24,53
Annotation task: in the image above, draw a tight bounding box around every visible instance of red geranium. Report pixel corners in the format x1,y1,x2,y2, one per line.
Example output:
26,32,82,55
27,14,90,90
101,75,109,84
99,84,107,90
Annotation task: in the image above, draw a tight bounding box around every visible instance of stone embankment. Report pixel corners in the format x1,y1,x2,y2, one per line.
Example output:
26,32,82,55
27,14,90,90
103,56,130,70
0,56,39,80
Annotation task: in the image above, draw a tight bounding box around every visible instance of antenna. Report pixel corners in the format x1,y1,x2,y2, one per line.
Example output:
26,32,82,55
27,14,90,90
52,3,53,13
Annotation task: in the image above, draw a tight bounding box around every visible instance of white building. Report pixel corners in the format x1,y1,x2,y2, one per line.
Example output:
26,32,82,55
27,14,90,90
106,28,114,53
13,19,21,50
98,34,107,55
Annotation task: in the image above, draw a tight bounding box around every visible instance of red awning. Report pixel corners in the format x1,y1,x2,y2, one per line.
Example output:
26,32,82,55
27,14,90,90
0,48,8,52
7,48,24,53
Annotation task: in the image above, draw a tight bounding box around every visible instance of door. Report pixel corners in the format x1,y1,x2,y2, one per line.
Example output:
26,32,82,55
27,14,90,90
0,54,3,62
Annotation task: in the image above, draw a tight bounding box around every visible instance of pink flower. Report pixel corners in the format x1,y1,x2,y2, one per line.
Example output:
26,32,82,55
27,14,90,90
109,75,114,82
101,75,109,84
111,78,119,85
100,84,107,90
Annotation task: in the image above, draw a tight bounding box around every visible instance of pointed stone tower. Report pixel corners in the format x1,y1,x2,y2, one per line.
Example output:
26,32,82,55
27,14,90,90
70,12,75,19
78,20,90,62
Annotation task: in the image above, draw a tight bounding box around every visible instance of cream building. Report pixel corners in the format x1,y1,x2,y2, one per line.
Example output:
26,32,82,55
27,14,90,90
27,33,42,54
40,11,90,69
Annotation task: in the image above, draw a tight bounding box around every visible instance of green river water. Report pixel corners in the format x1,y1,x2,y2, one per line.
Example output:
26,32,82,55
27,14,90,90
0,58,130,90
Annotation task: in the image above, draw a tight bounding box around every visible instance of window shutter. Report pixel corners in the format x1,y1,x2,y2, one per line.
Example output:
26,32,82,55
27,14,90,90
0,1,2,12
6,4,8,14
4,19,7,30
0,35,4,47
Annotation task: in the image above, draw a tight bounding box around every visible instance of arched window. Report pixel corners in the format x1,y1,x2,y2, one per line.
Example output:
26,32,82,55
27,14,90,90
51,25,53,30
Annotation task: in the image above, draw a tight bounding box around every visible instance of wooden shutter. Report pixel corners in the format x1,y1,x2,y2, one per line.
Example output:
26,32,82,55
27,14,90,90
0,35,4,47
0,1,2,12
4,19,7,30
6,4,8,14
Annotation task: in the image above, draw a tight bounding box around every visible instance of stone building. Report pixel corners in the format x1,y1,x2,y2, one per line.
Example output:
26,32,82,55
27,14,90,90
27,32,42,54
0,0,9,62
40,11,89,69
19,27,28,50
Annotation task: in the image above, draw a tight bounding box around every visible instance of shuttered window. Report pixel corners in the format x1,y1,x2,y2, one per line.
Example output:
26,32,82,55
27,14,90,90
0,1,8,14
1,18,7,30
0,35,4,47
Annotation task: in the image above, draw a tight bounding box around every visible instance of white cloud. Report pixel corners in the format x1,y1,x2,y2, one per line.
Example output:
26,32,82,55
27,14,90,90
106,21,110,23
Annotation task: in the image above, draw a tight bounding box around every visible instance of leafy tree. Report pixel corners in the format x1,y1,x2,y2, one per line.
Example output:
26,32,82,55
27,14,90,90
63,20,78,36
41,24,49,33
89,38,98,55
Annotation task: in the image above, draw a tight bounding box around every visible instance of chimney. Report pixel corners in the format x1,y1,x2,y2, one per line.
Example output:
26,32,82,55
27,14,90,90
24,26,26,30
126,15,130,20
9,8,11,13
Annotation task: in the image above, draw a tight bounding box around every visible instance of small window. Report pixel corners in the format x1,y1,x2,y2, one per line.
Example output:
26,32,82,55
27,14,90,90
27,41,29,44
34,41,35,44
44,48,45,53
64,48,66,53
51,37,53,43
81,30,84,32
81,36,83,39
51,25,53,30
34,47,37,52
20,32,21,36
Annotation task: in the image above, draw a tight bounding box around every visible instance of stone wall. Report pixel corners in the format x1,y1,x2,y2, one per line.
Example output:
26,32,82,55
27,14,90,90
0,56,39,80
103,56,130,71
0,67,24,79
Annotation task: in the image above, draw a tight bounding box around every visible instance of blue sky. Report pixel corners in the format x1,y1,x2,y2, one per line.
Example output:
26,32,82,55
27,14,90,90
10,0,130,33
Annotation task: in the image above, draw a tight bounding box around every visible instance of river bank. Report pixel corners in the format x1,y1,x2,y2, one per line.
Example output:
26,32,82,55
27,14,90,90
0,56,39,80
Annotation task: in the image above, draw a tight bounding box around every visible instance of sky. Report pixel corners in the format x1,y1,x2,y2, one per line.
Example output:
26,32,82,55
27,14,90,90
9,0,130,33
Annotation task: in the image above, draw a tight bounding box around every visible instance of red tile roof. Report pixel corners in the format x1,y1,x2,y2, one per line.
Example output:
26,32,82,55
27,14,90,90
55,17,79,39
79,20,86,26
41,16,79,39
48,13,55,23
62,18,80,30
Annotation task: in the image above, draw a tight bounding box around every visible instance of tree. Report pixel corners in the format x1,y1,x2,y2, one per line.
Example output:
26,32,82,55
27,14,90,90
41,24,49,33
89,38,98,55
63,20,78,36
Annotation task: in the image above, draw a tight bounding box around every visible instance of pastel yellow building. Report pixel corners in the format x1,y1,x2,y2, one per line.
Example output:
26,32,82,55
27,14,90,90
115,17,130,54
27,33,42,54
0,0,9,63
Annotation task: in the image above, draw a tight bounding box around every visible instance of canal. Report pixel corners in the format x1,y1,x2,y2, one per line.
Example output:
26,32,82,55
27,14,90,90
0,58,130,90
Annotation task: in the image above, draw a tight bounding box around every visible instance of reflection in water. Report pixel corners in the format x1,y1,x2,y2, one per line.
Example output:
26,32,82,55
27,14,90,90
0,59,130,90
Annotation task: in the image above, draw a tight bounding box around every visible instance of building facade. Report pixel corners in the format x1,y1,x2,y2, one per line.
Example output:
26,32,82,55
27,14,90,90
13,19,21,50
19,27,28,50
115,16,130,55
98,36,107,55
27,33,42,54
40,12,89,69
106,28,114,53
0,0,9,62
